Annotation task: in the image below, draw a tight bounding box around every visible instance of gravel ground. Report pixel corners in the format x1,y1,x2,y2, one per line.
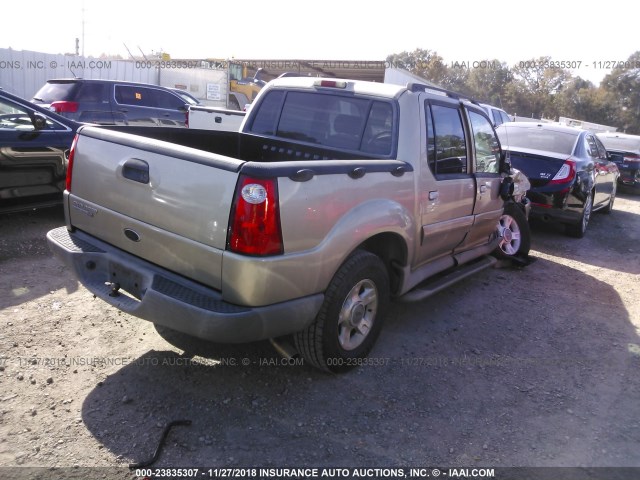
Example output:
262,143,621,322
0,194,639,479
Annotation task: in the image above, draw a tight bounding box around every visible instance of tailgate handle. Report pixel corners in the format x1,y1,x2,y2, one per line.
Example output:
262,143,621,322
215,116,222,123
122,159,150,184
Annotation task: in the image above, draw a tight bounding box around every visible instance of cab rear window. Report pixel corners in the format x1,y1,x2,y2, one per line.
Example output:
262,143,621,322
248,90,395,156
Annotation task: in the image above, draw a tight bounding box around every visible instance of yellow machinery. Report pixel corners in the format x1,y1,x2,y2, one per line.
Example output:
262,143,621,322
227,63,265,110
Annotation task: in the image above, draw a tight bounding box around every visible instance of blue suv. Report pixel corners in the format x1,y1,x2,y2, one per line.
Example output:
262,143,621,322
32,79,189,127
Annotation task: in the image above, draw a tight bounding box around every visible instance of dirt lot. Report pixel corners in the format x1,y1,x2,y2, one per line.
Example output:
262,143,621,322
1,194,639,478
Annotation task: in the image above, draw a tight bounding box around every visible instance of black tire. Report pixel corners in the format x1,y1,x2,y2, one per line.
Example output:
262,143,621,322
602,184,616,214
494,202,531,260
566,191,593,238
294,250,389,373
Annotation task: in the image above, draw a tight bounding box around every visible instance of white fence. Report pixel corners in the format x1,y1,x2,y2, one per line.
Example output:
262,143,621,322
0,48,228,107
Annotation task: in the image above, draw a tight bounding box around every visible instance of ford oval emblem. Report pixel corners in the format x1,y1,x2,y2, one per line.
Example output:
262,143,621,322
123,228,141,242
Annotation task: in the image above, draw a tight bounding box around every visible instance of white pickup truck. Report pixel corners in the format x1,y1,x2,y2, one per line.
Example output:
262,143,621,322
47,77,530,372
187,105,245,131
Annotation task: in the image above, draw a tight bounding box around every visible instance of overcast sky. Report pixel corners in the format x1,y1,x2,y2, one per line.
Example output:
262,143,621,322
3,0,637,85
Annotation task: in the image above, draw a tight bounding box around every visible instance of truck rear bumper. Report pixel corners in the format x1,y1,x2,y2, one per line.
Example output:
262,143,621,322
46,227,324,343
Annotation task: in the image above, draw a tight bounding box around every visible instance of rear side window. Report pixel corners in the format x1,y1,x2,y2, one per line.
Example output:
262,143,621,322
426,103,468,175
586,135,601,158
75,82,108,103
248,90,395,156
491,109,502,126
115,85,154,107
594,138,608,159
152,89,186,110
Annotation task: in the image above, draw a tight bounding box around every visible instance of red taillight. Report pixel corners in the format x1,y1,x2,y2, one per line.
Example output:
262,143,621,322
65,134,79,192
548,159,576,185
228,176,283,256
50,101,79,113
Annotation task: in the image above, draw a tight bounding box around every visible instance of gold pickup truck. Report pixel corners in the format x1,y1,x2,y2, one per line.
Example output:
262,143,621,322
47,77,530,372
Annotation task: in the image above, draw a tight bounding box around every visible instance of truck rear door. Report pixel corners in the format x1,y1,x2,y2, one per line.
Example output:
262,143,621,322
417,98,476,264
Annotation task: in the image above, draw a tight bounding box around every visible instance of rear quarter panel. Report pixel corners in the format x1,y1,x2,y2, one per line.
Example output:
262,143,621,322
220,169,416,306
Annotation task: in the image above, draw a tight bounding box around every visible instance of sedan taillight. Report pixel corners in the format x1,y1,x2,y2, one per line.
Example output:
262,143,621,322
549,159,576,185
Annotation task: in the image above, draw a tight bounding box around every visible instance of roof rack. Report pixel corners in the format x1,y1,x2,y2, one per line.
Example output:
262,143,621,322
407,82,481,107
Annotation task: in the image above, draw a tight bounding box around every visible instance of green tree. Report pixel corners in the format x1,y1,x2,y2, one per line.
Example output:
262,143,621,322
557,77,620,127
601,51,640,134
509,56,573,119
465,60,513,108
386,48,469,93
385,48,632,130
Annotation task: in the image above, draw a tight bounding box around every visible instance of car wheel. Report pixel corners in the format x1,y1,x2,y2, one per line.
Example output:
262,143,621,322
294,250,389,372
603,184,616,214
566,191,593,238
494,202,531,260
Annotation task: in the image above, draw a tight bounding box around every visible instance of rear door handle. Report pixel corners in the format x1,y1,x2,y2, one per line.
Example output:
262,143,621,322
429,191,439,201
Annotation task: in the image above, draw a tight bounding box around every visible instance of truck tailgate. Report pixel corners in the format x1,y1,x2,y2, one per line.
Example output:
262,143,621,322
68,126,243,290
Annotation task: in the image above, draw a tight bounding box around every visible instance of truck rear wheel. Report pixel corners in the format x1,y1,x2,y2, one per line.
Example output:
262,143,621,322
294,250,389,372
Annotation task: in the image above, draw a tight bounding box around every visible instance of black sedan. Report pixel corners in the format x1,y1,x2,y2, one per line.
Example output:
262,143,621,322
597,132,640,193
496,122,619,238
0,88,79,213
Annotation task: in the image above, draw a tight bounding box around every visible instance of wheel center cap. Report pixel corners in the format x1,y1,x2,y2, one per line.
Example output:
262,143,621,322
350,303,366,326
502,228,513,243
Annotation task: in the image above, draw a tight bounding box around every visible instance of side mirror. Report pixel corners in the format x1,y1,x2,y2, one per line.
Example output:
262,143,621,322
499,176,514,200
33,113,48,130
499,149,512,175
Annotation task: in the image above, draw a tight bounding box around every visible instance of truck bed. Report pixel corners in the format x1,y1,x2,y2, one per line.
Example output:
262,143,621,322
99,126,375,162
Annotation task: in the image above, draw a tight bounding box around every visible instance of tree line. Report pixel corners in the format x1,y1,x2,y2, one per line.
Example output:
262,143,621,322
387,49,640,134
